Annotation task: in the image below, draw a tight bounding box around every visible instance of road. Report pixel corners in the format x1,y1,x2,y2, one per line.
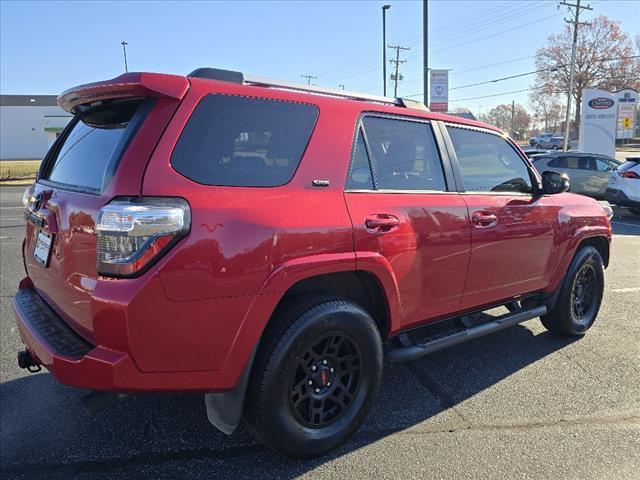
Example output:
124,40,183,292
1,185,639,480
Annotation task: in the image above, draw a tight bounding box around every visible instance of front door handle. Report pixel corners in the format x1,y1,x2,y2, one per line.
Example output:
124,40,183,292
365,214,400,233
471,211,498,228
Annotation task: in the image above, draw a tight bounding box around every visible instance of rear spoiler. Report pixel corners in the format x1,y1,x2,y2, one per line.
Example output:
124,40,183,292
57,72,189,114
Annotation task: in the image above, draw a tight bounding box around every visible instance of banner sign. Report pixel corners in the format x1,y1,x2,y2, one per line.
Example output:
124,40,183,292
578,89,617,157
429,70,449,113
614,89,637,139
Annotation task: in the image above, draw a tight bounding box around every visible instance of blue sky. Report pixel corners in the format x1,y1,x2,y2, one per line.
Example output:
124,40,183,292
1,0,638,115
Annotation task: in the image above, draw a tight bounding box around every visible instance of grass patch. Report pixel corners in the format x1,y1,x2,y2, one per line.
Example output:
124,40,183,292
0,160,41,180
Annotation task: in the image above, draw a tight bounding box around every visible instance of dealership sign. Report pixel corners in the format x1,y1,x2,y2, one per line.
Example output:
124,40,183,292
429,70,449,113
578,89,617,157
614,89,637,139
588,97,615,109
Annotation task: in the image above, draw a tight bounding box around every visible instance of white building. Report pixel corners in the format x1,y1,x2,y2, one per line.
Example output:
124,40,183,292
1,95,72,160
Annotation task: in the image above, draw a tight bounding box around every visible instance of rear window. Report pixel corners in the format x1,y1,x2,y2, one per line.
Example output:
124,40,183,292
42,99,147,192
171,95,319,187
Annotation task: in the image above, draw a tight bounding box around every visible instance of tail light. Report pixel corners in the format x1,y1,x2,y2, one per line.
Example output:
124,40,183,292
619,170,640,179
96,197,190,277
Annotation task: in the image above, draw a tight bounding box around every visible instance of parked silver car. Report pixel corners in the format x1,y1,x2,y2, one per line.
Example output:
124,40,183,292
535,135,566,150
531,153,621,198
529,133,554,146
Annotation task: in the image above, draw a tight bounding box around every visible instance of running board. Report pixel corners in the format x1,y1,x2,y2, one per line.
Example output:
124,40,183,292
387,305,548,362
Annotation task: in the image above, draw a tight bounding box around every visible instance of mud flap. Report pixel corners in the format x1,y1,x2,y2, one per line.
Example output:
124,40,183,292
204,345,258,435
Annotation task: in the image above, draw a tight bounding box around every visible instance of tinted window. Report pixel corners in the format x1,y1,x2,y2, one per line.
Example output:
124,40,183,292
44,100,145,191
361,116,446,191
171,95,318,187
347,129,374,189
549,156,593,170
447,127,533,193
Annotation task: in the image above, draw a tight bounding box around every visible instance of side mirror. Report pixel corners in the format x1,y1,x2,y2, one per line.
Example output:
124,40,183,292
541,171,570,194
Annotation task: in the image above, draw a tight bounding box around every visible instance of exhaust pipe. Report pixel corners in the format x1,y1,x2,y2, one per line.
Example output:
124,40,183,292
81,391,126,416
17,350,41,372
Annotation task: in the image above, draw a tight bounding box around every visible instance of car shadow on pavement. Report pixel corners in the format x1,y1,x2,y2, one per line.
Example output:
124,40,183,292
0,325,578,479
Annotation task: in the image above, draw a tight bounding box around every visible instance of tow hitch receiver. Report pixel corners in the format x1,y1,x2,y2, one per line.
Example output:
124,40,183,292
17,350,41,373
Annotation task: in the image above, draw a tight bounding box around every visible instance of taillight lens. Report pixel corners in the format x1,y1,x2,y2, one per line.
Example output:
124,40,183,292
96,197,190,277
619,170,640,179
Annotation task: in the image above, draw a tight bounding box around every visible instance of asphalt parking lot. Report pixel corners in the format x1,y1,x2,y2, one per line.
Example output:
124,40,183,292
1,185,639,480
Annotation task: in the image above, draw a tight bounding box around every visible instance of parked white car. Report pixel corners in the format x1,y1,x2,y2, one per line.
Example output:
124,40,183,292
605,158,640,216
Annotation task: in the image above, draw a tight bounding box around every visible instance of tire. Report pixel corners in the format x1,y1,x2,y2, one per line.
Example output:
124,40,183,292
245,295,383,458
553,144,561,150
541,246,604,336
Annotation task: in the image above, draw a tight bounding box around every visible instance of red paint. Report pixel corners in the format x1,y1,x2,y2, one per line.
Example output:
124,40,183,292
13,72,611,394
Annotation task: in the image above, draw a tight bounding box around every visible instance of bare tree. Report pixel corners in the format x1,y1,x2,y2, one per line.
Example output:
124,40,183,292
529,90,565,134
533,16,640,124
479,104,531,137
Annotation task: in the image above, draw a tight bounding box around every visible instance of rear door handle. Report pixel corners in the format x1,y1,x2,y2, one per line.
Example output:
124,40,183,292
471,211,498,228
365,214,400,233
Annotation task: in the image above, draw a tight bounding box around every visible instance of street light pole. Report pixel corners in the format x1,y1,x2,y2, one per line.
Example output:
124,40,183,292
423,0,428,106
382,5,391,97
121,41,129,72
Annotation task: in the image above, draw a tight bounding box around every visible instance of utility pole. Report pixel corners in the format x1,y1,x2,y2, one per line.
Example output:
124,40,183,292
382,5,391,96
511,100,515,138
301,74,317,85
388,44,410,98
121,41,129,72
423,0,429,106
559,0,592,151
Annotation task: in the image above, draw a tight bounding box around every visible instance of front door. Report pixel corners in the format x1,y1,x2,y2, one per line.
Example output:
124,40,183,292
344,115,471,329
445,125,559,310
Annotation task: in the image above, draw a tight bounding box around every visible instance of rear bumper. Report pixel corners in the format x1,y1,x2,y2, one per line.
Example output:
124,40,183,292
605,188,640,210
13,285,219,392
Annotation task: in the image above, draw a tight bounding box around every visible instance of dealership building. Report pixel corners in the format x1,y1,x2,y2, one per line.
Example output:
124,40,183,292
0,95,72,160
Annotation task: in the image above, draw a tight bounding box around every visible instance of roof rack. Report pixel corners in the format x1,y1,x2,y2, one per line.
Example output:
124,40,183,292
187,67,429,112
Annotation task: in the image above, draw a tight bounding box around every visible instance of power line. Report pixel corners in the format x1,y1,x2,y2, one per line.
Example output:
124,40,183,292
317,2,555,82
417,74,635,104
311,1,538,78
402,55,639,98
321,11,561,83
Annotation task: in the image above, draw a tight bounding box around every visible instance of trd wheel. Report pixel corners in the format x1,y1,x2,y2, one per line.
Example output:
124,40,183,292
245,295,383,458
541,246,604,336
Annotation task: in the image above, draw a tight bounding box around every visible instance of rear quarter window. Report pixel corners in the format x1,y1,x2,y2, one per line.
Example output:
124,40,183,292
42,99,147,192
171,95,319,187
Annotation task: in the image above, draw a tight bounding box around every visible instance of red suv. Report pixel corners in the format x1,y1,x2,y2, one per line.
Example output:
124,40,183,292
14,68,612,458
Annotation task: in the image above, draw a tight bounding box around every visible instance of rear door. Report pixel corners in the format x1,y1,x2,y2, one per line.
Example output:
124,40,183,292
592,156,618,196
344,114,471,329
444,124,559,310
23,79,185,341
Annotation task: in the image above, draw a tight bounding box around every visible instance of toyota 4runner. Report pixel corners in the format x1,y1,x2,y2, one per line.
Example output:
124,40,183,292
14,68,612,458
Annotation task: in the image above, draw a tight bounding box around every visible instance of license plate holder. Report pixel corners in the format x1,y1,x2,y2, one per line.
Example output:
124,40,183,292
33,230,53,266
